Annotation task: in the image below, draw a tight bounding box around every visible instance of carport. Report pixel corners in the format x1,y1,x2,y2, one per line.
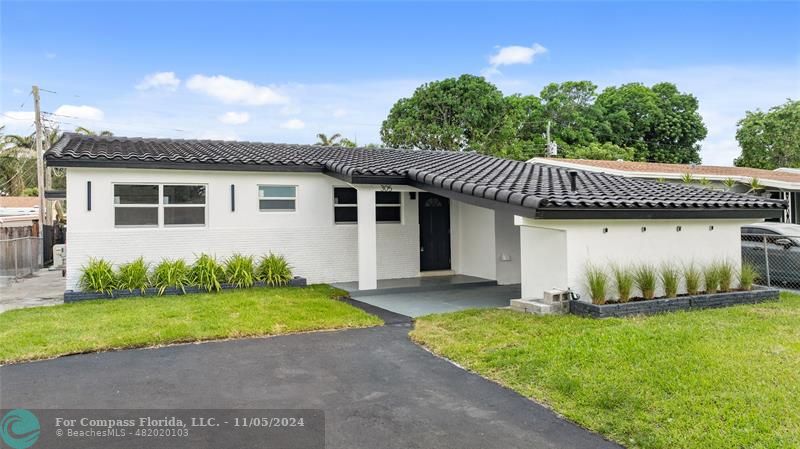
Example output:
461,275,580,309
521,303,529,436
333,275,520,317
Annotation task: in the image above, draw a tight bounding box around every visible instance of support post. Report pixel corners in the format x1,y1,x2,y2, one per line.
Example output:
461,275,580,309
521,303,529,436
33,85,46,234
357,187,378,290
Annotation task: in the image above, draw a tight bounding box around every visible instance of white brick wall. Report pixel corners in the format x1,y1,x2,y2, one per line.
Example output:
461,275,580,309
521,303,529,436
64,168,420,290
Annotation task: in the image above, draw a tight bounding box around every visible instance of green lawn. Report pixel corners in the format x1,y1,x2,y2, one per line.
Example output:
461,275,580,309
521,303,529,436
0,285,381,364
411,293,800,449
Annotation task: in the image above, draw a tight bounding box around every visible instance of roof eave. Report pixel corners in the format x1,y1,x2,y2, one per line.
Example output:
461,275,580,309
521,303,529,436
45,158,325,173
534,207,784,220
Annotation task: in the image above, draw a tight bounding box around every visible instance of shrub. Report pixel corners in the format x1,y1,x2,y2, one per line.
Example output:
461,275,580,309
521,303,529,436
257,253,293,287
703,264,721,294
659,263,681,298
684,263,702,295
585,265,608,305
717,260,735,292
79,258,117,294
739,263,759,291
634,264,658,300
191,253,224,292
225,253,255,288
152,259,190,295
116,257,150,293
611,264,634,303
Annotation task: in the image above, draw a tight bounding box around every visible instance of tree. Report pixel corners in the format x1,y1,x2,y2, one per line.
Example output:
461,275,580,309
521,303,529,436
380,74,507,153
564,142,635,161
1,132,36,196
596,82,706,163
315,133,357,147
734,99,800,169
75,126,113,137
539,81,607,149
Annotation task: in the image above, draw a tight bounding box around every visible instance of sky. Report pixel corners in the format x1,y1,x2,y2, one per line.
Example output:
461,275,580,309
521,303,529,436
1,1,798,166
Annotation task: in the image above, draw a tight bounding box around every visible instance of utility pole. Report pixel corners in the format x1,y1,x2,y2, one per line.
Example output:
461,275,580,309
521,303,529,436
33,85,46,235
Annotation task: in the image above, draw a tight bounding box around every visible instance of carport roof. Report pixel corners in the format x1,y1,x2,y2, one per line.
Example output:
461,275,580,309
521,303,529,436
46,133,785,219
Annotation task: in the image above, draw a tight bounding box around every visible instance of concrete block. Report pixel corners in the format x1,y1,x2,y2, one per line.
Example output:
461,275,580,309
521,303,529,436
510,298,568,315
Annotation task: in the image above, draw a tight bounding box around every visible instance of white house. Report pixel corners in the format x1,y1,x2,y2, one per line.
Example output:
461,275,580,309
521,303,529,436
46,134,785,301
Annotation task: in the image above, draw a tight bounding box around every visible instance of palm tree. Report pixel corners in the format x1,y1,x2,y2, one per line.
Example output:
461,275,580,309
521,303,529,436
315,133,342,146
75,126,113,137
1,133,36,195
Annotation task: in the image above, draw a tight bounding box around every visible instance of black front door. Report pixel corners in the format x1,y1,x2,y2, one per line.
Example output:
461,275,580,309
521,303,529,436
419,193,451,271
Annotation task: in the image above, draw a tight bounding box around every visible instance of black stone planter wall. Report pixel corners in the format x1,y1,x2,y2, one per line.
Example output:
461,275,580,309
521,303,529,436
569,286,780,318
64,277,308,303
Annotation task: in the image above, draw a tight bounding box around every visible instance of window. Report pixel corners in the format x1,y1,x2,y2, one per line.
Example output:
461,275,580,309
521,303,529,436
114,184,158,227
333,187,402,224
376,191,401,223
259,185,296,211
164,185,206,226
113,184,206,227
334,187,358,223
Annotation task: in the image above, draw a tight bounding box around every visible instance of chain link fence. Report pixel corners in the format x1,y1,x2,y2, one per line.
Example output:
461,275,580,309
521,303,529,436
0,236,42,279
741,233,800,288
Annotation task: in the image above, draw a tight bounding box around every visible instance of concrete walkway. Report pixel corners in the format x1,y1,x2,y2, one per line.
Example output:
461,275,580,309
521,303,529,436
0,269,65,312
1,325,621,449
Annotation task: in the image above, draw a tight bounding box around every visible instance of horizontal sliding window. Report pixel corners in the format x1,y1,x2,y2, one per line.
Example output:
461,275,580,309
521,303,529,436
114,184,158,227
259,185,296,211
334,188,402,224
113,184,206,228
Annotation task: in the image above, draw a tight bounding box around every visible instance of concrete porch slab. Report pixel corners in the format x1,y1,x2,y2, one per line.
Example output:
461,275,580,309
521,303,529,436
332,274,496,298
353,283,521,318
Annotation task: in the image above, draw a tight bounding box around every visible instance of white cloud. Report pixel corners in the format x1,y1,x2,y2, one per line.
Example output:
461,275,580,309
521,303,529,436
279,118,305,130
198,130,239,141
12,88,24,95
187,74,288,105
54,105,105,121
489,43,547,67
332,108,348,118
217,111,250,125
136,72,181,91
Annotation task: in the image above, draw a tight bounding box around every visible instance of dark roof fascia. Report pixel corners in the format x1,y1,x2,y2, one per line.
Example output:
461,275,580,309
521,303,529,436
408,180,539,219
45,158,324,173
533,206,784,220
44,189,66,199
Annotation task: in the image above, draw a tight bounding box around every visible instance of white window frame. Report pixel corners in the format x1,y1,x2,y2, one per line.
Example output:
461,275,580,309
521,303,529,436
258,184,297,212
375,191,402,224
112,183,207,229
162,183,208,228
332,187,403,225
113,183,160,228
333,186,358,225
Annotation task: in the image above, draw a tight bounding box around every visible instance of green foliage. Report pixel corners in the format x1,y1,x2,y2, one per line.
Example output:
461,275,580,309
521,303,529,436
703,264,721,294
257,253,293,286
315,133,356,148
585,265,608,305
634,264,658,300
660,263,681,298
734,99,800,169
698,177,712,187
564,142,635,161
116,257,150,293
190,254,224,292
739,264,759,291
747,177,764,193
684,263,702,295
717,260,735,293
681,173,694,183
611,264,635,303
722,178,737,190
152,259,190,295
79,258,117,294
380,74,507,154
224,253,255,288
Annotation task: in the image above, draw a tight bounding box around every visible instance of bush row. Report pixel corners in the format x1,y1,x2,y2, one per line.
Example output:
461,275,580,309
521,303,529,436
585,260,759,305
79,253,293,295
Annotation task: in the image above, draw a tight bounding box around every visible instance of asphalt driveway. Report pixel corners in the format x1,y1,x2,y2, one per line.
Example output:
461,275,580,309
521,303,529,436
1,325,620,449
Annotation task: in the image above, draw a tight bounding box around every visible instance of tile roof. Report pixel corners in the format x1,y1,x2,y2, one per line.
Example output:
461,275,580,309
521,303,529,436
45,133,785,219
0,197,39,208
530,158,800,185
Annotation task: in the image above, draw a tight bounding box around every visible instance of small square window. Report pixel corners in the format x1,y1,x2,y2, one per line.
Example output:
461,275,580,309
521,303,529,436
259,185,297,211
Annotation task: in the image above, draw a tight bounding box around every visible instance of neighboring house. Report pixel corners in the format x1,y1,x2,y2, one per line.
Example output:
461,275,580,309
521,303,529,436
531,157,800,224
0,196,39,218
45,133,785,301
